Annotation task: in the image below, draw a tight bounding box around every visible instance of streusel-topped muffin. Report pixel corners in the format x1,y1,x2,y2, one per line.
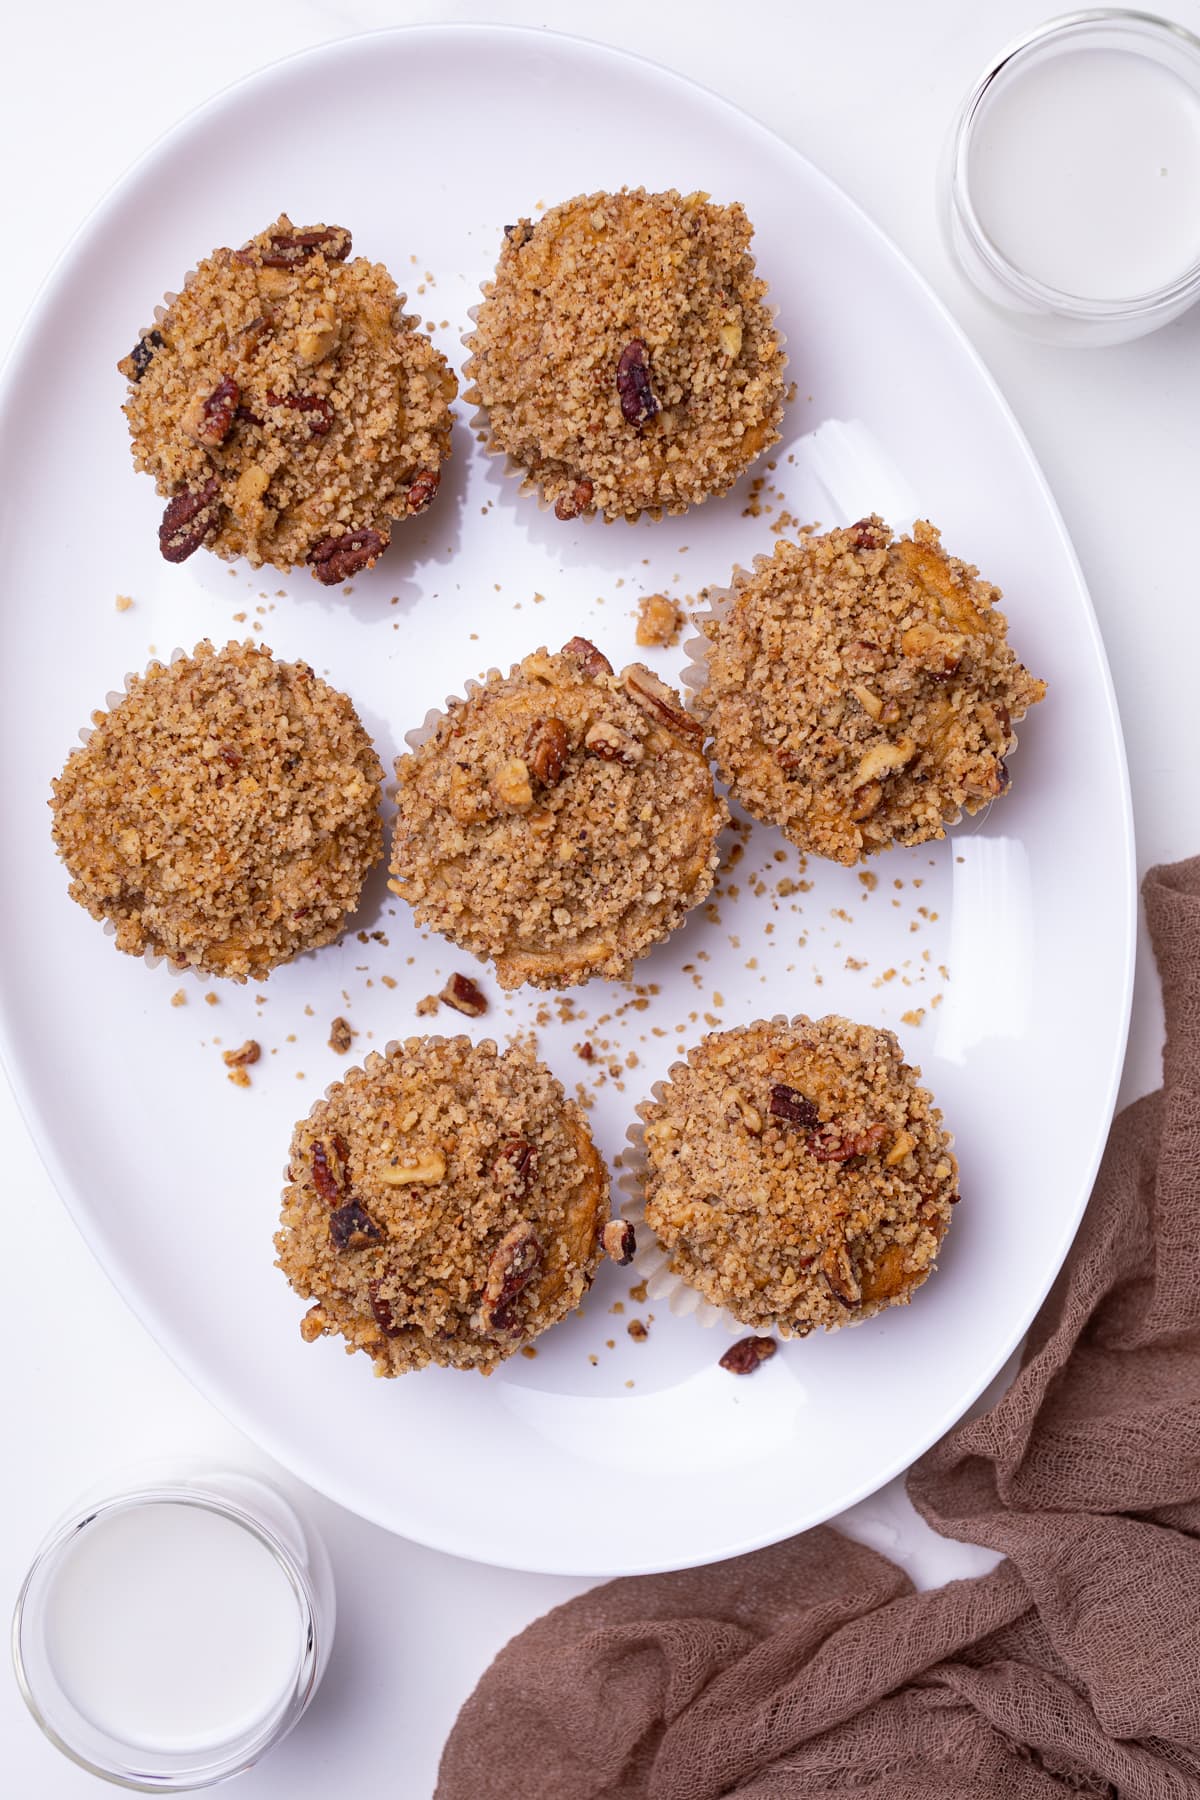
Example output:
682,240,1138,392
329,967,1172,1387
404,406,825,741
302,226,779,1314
276,1036,626,1376
464,188,785,521
119,215,457,583
50,641,383,979
390,637,726,989
695,517,1046,863
639,1016,957,1336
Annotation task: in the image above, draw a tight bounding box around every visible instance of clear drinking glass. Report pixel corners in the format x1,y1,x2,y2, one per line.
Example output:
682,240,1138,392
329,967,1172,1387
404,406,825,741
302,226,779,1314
12,1465,335,1791
942,9,1200,345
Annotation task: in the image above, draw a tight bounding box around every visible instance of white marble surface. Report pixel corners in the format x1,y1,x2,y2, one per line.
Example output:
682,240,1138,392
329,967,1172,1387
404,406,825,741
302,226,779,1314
4,2,1198,1793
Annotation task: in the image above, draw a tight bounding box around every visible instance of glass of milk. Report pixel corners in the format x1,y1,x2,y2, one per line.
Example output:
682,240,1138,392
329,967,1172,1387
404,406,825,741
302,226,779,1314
943,10,1200,344
12,1467,335,1789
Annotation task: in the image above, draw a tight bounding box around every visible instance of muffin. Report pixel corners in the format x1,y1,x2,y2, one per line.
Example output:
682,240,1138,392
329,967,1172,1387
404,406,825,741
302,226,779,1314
390,638,727,989
119,215,457,583
463,187,785,521
276,1036,626,1376
638,1016,958,1336
50,641,383,980
694,517,1047,864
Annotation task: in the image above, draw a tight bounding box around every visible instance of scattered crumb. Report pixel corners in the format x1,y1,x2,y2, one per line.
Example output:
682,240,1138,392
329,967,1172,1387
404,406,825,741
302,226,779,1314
170,988,187,1007
115,594,134,613
204,992,219,1007
328,1015,355,1055
416,993,440,1017
627,1318,649,1341
629,1280,648,1303
520,1345,538,1360
222,1039,260,1068
381,974,398,989
901,1009,927,1027
227,1067,252,1089
635,591,683,647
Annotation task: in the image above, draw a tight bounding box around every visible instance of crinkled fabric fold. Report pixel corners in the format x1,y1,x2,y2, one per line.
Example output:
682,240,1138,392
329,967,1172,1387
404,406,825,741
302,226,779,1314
438,859,1200,1800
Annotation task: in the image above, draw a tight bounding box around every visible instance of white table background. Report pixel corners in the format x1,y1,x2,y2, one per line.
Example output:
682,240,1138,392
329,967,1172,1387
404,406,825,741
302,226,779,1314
5,1,1199,1792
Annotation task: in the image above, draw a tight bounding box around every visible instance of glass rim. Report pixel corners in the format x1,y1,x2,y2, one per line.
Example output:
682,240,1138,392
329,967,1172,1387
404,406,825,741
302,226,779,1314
950,7,1200,317
11,1484,324,1792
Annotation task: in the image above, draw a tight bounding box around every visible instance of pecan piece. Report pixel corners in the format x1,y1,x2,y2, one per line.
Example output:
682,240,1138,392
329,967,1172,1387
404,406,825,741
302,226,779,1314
719,1336,777,1374
554,480,594,521
848,517,888,551
261,225,352,268
368,1282,404,1338
184,375,240,448
159,477,223,564
307,527,388,585
376,1149,446,1186
407,468,440,515
616,338,659,425
622,666,703,743
310,1134,349,1204
584,720,643,765
222,1039,260,1068
603,1219,636,1265
266,389,334,436
807,1122,889,1163
330,1199,383,1252
820,1242,862,1308
481,1221,543,1336
562,636,612,679
769,1084,819,1129
493,1139,538,1196
440,972,488,1018
526,716,570,788
119,328,164,383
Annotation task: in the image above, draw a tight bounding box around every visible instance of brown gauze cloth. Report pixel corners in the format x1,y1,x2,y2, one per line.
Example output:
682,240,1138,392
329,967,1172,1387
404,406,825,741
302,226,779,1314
438,859,1200,1800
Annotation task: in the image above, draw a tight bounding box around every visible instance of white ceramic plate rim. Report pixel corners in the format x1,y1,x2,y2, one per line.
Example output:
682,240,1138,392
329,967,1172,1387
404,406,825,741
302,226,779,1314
0,22,1136,1575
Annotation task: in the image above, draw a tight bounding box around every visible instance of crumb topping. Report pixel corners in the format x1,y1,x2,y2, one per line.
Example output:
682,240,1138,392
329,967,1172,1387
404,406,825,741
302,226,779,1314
696,518,1047,864
390,641,726,989
275,1036,610,1375
119,216,457,579
464,188,785,520
50,640,383,980
640,1016,958,1335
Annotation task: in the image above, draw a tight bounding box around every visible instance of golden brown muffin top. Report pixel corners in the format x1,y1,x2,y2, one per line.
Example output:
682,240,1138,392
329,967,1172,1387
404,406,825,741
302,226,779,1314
50,640,383,981
275,1036,614,1376
390,638,727,990
119,215,457,581
640,1015,958,1335
464,187,785,521
696,517,1047,864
